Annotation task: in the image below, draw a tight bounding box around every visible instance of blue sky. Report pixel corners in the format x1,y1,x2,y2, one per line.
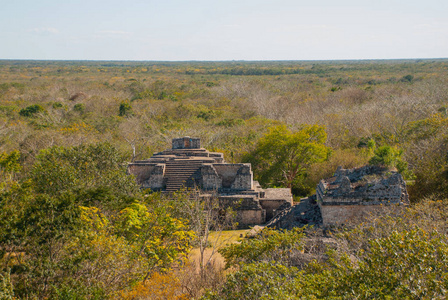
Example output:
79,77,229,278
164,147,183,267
1,0,447,60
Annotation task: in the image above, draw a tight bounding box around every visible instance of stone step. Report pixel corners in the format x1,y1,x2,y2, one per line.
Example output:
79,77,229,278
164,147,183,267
167,180,187,183
167,177,190,182
165,169,199,172
165,165,201,170
167,170,196,172
164,160,202,191
166,168,200,172
165,171,199,175
166,160,203,163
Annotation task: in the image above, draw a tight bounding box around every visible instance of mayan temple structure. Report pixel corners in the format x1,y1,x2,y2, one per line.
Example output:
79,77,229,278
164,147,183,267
127,137,293,227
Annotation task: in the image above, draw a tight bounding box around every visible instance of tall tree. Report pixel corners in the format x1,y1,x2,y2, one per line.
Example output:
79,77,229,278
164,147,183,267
244,125,330,195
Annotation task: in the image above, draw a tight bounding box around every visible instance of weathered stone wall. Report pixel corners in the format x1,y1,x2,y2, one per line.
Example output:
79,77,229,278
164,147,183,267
330,174,406,202
334,165,388,182
128,137,297,227
318,167,409,205
316,180,326,203
237,210,266,227
213,164,241,187
200,164,222,190
218,195,266,226
127,164,157,184
259,199,290,220
316,166,409,226
172,137,200,149
127,164,165,190
321,204,402,226
146,164,165,190
263,188,293,202
231,164,253,190
213,164,253,190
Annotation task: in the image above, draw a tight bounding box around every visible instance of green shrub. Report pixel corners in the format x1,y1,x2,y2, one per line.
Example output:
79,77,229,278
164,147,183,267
368,145,413,179
207,227,448,300
119,101,132,116
52,102,63,109
400,74,414,83
19,104,45,117
73,103,85,112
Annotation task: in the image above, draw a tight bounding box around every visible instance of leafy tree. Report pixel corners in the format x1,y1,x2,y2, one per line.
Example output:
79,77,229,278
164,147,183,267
0,186,194,298
30,143,138,196
0,143,197,298
115,200,194,275
404,114,448,198
369,145,403,168
244,125,330,195
203,262,302,300
2,191,82,298
400,74,414,83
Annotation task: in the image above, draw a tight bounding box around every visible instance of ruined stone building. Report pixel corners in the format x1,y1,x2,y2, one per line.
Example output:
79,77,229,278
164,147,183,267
128,137,410,228
316,165,409,226
267,165,409,229
127,137,293,227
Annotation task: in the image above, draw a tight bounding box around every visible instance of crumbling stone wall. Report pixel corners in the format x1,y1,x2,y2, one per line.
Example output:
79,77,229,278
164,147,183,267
219,195,266,226
259,199,290,220
200,164,222,190
128,164,165,189
230,164,253,190
212,164,253,190
145,164,165,190
260,188,294,220
317,165,409,226
172,137,200,149
320,204,402,226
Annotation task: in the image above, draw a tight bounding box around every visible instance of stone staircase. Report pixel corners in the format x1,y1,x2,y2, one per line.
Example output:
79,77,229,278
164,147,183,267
265,195,322,229
164,159,203,192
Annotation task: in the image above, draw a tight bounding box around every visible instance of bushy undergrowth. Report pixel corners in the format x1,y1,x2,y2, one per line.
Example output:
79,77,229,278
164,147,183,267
205,200,448,300
1,60,448,298
0,60,447,198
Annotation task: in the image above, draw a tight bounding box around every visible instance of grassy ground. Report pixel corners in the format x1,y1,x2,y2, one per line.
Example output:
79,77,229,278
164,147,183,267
189,229,250,269
208,229,250,246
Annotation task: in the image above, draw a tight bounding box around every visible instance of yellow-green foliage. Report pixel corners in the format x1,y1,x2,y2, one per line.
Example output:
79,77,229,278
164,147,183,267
220,228,306,269
1,60,448,298
0,143,195,299
207,206,448,299
244,124,330,195
118,271,188,300
0,150,21,191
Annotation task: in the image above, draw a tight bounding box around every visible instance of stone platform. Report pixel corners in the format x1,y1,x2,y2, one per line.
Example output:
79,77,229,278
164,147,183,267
127,137,293,227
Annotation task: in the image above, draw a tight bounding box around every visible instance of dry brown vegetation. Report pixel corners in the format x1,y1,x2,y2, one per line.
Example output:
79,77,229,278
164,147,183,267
1,59,448,299
1,59,447,199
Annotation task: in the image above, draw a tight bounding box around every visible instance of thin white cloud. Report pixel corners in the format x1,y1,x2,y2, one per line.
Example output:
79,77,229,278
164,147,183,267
267,24,330,33
94,30,133,39
413,22,448,35
414,24,433,29
28,27,59,34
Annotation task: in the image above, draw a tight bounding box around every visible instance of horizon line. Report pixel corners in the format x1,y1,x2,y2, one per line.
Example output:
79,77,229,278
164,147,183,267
1,57,447,63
